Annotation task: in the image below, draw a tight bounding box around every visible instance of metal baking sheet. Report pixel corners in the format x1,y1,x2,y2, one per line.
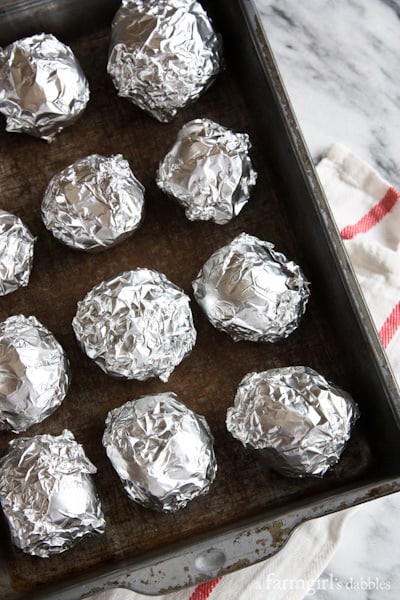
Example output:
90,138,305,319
1,1,400,598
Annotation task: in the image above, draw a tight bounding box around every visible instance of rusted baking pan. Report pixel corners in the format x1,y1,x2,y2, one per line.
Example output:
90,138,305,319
1,1,400,598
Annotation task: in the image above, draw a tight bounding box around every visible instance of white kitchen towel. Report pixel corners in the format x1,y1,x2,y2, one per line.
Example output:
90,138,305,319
85,144,400,600
317,143,400,374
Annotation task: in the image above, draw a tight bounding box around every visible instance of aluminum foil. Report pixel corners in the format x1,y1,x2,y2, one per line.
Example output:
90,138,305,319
156,119,257,224
0,209,35,296
226,366,360,478
41,154,145,251
103,392,217,511
192,232,310,342
0,430,105,557
0,33,89,141
107,0,222,122
0,314,70,433
72,269,196,381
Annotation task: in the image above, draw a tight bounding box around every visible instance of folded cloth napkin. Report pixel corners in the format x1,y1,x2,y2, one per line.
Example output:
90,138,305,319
85,144,400,600
317,143,400,373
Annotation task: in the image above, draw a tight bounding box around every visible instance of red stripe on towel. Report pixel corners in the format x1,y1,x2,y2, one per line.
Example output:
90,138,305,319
379,300,400,349
340,186,400,240
189,577,222,600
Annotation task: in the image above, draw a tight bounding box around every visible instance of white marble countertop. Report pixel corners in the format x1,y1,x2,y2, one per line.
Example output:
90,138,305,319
254,1,400,598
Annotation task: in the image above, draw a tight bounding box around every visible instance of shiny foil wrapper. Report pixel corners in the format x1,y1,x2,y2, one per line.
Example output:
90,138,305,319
0,209,35,296
0,315,70,433
226,366,360,478
42,154,145,251
0,430,105,557
192,232,310,342
72,269,196,381
156,119,257,224
0,33,89,141
103,392,217,511
107,0,222,122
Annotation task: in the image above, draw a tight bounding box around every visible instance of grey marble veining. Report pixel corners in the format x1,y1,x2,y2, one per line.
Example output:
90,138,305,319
254,0,400,189
305,494,400,599
253,0,400,598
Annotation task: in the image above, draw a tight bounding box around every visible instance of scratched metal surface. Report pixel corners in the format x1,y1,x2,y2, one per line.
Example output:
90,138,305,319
0,1,400,597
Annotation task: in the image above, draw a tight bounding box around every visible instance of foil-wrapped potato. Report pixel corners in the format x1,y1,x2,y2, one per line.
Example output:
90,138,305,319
0,33,89,141
193,233,310,342
0,209,35,296
0,315,70,433
226,366,360,477
157,119,257,224
42,154,145,251
0,430,105,557
103,392,217,511
72,269,196,381
107,0,222,122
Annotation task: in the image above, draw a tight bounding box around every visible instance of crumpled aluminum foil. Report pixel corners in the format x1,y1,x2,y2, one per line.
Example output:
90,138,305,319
192,232,310,342
0,430,105,557
0,209,35,296
107,0,222,122
0,314,70,433
103,392,217,511
0,33,89,141
226,366,360,478
72,269,196,381
41,154,145,251
156,119,257,224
